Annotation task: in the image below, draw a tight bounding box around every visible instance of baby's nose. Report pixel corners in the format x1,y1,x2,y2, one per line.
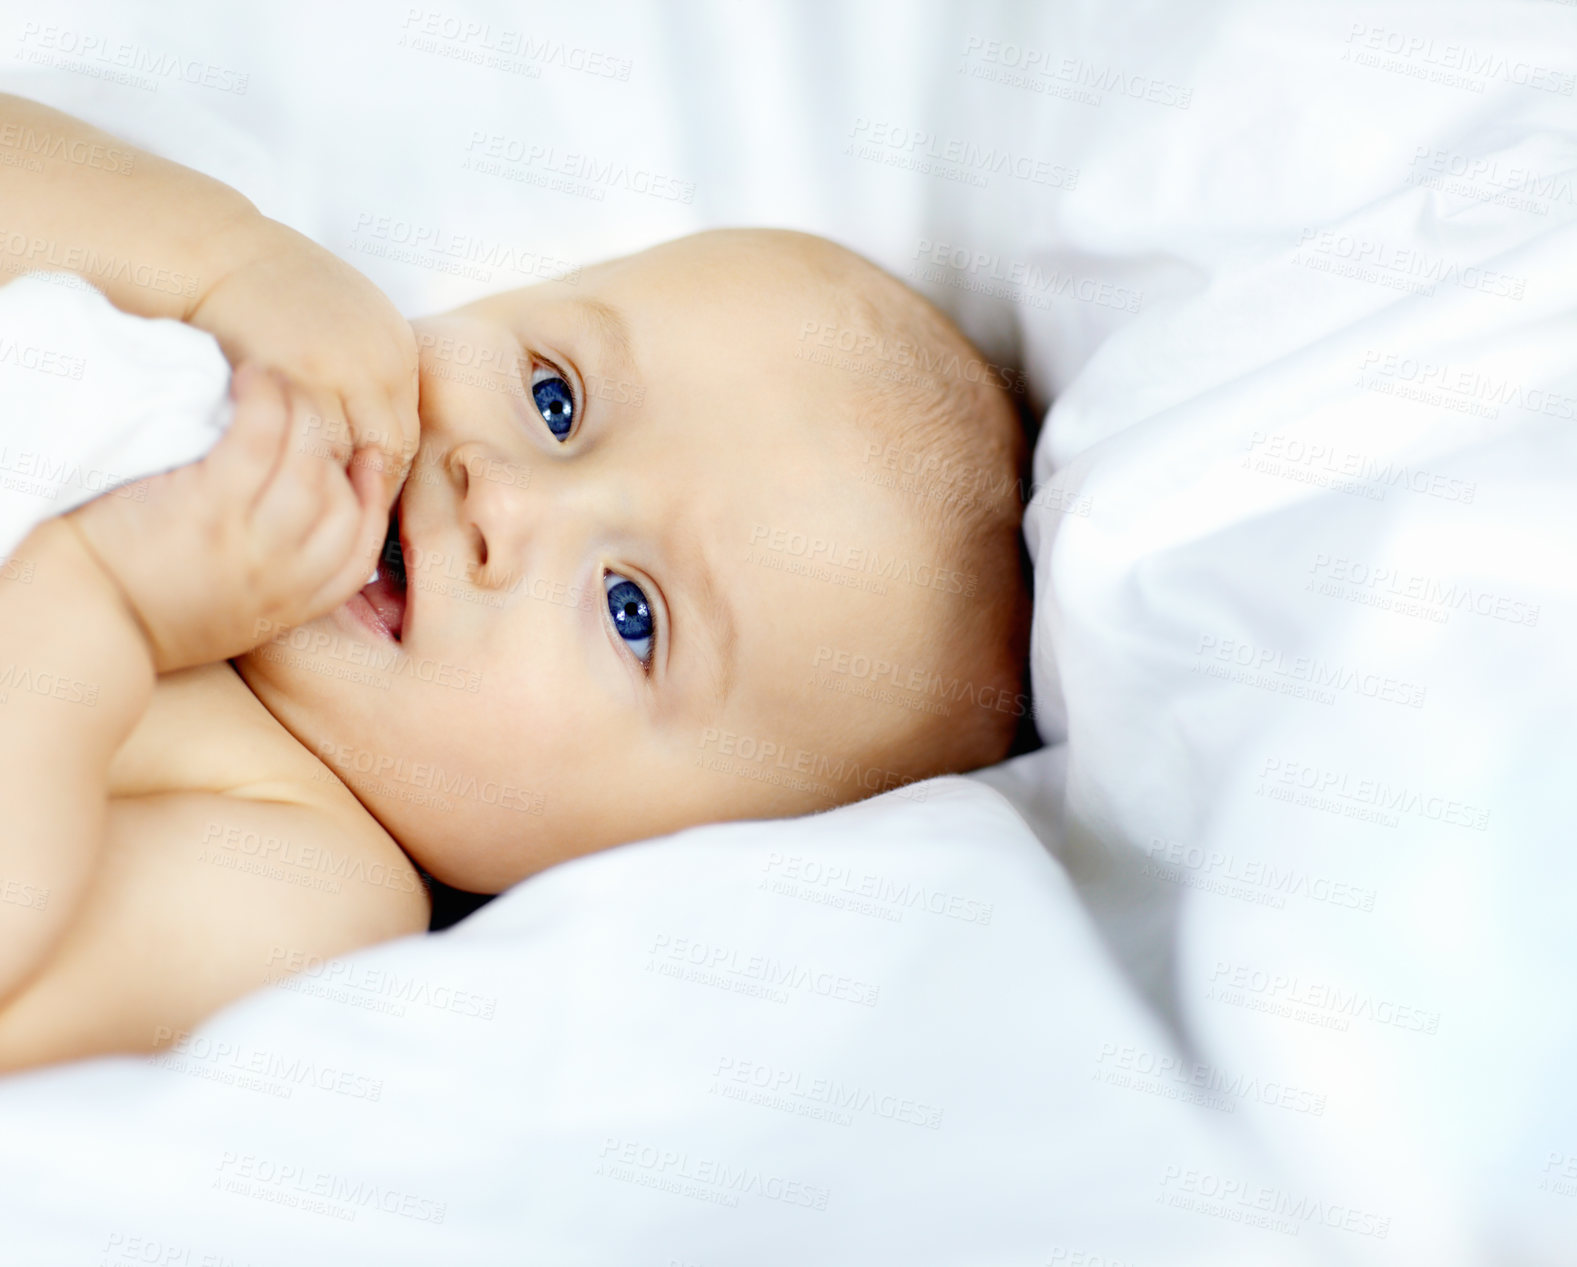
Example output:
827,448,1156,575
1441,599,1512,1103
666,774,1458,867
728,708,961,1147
444,440,532,562
446,441,533,503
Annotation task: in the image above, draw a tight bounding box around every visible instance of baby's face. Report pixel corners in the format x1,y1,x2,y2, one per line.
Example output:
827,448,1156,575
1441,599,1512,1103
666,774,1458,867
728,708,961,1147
237,234,939,891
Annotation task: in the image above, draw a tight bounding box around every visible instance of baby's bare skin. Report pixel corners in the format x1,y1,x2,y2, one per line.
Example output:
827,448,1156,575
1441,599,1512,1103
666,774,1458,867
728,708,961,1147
0,524,427,1071
0,95,425,1069
0,98,1022,1073
246,236,961,894
0,239,936,1071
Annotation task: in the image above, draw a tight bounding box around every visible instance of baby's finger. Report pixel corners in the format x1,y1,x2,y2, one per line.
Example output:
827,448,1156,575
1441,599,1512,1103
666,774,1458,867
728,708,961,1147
302,395,354,469
388,380,421,491
278,383,345,486
344,387,417,513
204,363,293,503
252,449,330,552
253,383,339,544
294,393,353,471
296,455,391,617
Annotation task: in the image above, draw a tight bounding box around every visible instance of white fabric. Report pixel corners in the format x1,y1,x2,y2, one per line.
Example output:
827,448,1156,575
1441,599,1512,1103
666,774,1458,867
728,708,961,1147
0,779,1324,1266
999,8,1577,1265
1,0,1574,1263
0,273,231,557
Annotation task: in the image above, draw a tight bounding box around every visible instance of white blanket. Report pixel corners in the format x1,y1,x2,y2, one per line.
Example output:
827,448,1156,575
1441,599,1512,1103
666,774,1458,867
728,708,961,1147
0,273,230,557
2,0,1575,1263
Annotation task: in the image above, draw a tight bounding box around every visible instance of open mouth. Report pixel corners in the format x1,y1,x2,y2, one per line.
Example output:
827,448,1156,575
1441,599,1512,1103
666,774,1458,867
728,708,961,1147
359,506,409,641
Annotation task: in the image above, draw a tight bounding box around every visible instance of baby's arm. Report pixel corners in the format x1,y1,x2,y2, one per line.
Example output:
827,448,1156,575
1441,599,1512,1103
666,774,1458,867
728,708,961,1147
0,93,418,509
0,92,252,320
0,518,155,1003
0,366,378,1006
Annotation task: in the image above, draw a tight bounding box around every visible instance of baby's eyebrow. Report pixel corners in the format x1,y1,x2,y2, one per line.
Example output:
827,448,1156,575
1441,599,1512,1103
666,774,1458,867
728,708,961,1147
571,297,634,372
685,528,739,709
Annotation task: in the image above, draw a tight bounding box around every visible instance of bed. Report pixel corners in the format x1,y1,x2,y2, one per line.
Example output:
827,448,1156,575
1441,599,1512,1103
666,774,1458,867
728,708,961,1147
1,1,1573,1263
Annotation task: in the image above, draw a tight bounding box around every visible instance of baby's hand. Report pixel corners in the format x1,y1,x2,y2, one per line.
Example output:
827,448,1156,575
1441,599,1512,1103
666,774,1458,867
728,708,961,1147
66,363,389,675
187,214,420,516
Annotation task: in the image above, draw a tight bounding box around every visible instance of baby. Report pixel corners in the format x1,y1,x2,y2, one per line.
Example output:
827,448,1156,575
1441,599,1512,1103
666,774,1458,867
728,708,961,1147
0,95,1031,1070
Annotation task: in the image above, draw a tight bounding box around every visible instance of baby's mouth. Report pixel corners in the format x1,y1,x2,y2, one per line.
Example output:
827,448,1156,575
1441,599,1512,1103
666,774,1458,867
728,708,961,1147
359,506,408,641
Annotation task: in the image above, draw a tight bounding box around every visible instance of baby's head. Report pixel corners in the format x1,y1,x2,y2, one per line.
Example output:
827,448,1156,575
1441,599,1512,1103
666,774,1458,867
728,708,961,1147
237,229,1031,892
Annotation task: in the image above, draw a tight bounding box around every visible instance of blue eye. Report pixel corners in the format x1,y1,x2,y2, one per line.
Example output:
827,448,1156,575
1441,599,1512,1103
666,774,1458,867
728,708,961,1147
604,573,655,665
531,370,575,440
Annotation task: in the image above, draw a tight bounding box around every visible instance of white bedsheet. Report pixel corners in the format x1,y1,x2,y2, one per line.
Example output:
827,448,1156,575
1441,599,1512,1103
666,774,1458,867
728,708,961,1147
1,0,1574,1262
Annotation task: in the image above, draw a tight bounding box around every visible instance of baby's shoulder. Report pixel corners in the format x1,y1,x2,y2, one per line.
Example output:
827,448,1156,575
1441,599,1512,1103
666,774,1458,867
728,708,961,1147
0,785,429,1071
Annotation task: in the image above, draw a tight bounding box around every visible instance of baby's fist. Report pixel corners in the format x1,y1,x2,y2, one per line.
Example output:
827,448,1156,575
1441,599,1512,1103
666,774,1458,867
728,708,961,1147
68,364,391,674
187,216,421,516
